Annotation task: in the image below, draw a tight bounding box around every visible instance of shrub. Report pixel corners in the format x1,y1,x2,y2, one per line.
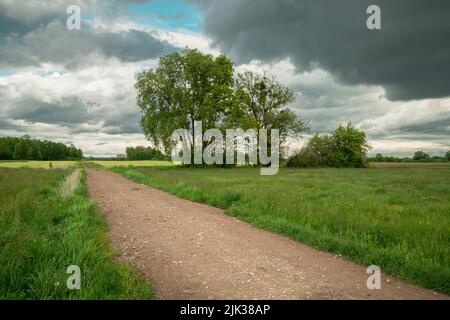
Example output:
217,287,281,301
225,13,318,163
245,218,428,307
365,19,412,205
287,124,371,168
413,150,430,161
287,134,334,167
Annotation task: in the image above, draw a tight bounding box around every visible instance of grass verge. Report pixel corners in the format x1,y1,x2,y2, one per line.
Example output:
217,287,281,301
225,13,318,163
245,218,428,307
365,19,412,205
0,168,152,299
112,166,450,295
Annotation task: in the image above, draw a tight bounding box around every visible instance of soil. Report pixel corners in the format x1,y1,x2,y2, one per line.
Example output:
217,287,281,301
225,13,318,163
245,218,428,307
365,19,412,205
86,169,448,300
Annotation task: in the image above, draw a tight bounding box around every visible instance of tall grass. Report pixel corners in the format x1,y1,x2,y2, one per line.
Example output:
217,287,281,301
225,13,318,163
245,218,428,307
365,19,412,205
0,161,80,169
0,168,152,299
113,166,450,294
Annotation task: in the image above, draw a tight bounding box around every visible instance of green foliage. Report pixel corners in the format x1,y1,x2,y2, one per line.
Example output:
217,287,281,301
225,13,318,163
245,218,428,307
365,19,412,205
125,146,169,161
135,50,308,161
0,168,152,299
446,150,450,161
135,48,234,153
413,150,431,161
114,166,450,294
13,139,32,160
286,134,334,167
0,137,83,161
287,124,371,168
226,71,308,151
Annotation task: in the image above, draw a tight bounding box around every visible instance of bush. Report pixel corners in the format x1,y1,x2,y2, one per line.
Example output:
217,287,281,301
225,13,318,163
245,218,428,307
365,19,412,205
413,150,430,161
287,134,334,167
287,124,371,168
125,146,169,161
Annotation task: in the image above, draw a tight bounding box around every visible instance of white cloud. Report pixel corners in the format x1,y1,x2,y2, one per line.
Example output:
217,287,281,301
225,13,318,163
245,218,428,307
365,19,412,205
1,2,448,157
0,59,155,156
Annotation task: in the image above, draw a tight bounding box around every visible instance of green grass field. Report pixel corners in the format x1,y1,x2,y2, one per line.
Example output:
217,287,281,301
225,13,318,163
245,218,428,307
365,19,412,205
113,166,450,294
0,168,152,299
370,162,450,168
0,160,173,169
89,160,174,168
0,161,80,169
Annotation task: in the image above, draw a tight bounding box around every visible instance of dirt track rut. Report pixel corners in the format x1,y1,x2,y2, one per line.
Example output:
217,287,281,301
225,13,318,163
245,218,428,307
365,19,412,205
86,169,447,300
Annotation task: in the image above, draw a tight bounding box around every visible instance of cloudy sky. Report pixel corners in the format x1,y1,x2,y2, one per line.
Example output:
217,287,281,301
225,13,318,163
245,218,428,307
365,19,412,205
0,0,449,157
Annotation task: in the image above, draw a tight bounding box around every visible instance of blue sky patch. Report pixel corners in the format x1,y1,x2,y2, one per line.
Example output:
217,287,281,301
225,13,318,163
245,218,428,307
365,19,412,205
125,0,202,31
0,70,15,77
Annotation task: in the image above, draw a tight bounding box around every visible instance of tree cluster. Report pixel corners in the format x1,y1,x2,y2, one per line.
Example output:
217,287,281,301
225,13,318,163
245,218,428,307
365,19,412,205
287,124,371,168
125,146,169,161
0,136,83,161
135,48,308,162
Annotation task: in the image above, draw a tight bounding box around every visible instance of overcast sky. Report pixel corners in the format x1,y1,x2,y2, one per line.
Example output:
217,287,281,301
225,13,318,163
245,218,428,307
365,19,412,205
0,0,449,157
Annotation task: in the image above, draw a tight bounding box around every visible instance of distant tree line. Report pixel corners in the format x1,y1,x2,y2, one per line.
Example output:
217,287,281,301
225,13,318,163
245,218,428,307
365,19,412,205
369,150,450,163
125,146,169,161
287,124,371,168
0,136,83,160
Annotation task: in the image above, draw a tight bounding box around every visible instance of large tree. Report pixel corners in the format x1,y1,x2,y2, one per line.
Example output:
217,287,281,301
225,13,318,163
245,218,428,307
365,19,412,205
135,48,234,153
136,51,308,163
13,139,32,160
226,71,309,154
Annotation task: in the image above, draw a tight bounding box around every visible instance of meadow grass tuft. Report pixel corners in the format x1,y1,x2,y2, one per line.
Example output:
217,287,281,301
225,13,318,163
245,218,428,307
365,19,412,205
113,166,450,294
0,168,152,299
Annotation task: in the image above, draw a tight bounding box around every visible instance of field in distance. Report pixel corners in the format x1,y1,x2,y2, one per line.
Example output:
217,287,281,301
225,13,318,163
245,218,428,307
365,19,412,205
0,160,174,169
2,160,448,169
370,162,450,168
0,160,79,168
89,160,174,168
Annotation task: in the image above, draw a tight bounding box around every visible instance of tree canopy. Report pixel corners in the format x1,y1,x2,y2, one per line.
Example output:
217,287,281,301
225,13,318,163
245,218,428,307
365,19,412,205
413,151,431,161
227,71,308,154
135,48,234,153
125,146,168,161
135,49,307,162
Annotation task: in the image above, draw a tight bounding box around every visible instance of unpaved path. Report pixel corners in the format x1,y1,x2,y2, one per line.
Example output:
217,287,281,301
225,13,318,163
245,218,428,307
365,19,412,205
86,169,447,300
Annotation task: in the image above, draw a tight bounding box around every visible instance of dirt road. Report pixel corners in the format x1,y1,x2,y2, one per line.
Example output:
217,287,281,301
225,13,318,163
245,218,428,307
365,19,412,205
86,169,447,300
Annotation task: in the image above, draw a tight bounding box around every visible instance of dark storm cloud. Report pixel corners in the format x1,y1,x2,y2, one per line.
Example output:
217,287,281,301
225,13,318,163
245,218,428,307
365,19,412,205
196,0,450,101
2,89,141,135
20,98,140,135
385,116,450,137
0,119,16,131
0,1,175,69
11,97,93,125
99,109,142,135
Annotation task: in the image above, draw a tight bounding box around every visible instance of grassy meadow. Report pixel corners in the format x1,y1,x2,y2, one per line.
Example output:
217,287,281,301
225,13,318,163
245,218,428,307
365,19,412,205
0,168,152,299
0,160,174,169
370,162,450,168
113,165,450,294
0,161,80,169
89,160,173,168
